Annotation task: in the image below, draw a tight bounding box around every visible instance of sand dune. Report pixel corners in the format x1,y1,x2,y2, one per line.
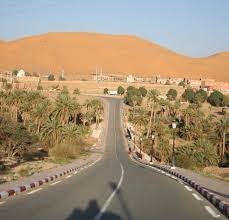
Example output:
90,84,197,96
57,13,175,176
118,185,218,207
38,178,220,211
0,32,228,81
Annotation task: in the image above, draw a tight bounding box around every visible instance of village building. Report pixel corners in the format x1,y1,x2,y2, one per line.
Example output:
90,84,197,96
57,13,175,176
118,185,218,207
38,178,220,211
17,69,26,77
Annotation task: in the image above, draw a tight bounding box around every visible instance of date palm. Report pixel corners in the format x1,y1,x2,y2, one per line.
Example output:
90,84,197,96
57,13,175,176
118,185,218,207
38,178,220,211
216,114,229,161
146,89,160,138
62,123,85,143
31,99,51,134
53,93,76,125
41,118,62,148
6,90,25,121
91,99,104,128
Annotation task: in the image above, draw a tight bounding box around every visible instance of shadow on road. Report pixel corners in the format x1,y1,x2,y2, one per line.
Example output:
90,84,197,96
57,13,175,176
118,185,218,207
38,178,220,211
65,199,123,220
65,181,134,220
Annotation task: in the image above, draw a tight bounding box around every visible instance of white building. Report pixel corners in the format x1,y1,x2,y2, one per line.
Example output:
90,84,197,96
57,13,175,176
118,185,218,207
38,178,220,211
127,75,135,83
17,69,25,77
108,90,118,95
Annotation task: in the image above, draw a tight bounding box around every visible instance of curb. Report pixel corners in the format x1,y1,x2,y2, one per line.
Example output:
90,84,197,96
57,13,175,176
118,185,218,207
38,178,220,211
0,158,99,200
0,98,107,201
132,152,229,218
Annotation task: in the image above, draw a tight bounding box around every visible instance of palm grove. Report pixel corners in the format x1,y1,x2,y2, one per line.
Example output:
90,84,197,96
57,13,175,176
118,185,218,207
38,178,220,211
124,85,229,170
0,87,104,164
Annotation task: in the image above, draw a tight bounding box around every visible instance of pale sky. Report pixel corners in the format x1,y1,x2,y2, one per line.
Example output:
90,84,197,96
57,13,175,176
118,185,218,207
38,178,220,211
0,0,228,57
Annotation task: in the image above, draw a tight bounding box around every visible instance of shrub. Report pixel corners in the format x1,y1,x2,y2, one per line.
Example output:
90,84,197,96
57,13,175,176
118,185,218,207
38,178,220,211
207,90,224,106
138,87,147,97
73,88,80,95
176,138,219,169
37,85,43,91
117,86,125,95
48,74,55,81
222,95,229,107
104,88,109,94
49,142,82,160
165,80,171,85
178,81,186,87
166,89,177,101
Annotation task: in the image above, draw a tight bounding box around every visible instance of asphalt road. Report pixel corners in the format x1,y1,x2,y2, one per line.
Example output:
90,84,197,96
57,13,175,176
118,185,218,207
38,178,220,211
0,97,225,220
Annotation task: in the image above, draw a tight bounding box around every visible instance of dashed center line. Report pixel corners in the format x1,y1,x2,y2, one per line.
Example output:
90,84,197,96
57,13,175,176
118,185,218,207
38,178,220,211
184,185,192,192
192,193,203,201
204,206,220,218
27,188,42,195
50,180,62,185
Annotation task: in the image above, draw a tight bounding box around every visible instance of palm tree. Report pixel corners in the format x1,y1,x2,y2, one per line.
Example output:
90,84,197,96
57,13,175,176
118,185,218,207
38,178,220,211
31,99,51,134
132,107,148,133
216,114,229,161
146,89,160,138
91,99,104,128
6,90,25,121
0,91,6,112
62,123,84,143
41,118,62,148
53,93,76,125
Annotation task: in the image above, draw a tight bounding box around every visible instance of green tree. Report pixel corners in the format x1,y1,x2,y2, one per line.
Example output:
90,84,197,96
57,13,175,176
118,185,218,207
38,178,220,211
182,88,195,102
176,138,219,169
0,118,38,158
54,93,79,125
117,86,125,95
12,69,18,76
207,90,224,106
124,86,142,111
146,89,160,138
194,89,208,104
41,118,62,148
62,123,85,143
48,74,55,81
216,115,229,161
138,87,147,97
31,99,50,134
91,99,104,127
166,89,177,101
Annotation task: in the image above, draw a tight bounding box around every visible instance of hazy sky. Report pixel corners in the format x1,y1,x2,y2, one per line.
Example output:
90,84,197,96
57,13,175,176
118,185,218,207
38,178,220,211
0,0,228,57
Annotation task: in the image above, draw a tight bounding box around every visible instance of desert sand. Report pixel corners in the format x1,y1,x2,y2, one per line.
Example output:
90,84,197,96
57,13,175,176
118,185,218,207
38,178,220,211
0,32,228,81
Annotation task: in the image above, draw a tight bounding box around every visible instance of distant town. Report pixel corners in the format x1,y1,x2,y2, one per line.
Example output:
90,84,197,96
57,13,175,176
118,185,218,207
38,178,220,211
0,68,229,95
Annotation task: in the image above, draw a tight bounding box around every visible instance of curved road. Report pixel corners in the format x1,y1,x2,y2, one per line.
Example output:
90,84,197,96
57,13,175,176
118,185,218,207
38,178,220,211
0,97,225,220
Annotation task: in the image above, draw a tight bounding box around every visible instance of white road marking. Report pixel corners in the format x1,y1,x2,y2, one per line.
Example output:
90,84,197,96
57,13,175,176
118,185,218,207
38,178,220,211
204,206,220,218
192,193,203,201
50,180,62,186
27,188,42,195
65,175,72,179
94,104,125,220
0,201,6,205
184,185,192,191
74,171,78,174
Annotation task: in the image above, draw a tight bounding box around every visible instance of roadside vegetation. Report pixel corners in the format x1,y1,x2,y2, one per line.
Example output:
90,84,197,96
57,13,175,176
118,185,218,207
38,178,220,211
123,85,229,180
0,87,103,183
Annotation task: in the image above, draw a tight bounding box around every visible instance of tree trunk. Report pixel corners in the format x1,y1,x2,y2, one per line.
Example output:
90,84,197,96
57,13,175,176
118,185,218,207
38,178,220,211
222,130,226,161
146,103,154,138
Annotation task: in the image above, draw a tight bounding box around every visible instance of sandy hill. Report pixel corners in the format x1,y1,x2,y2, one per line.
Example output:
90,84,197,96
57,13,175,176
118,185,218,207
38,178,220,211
0,32,228,81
